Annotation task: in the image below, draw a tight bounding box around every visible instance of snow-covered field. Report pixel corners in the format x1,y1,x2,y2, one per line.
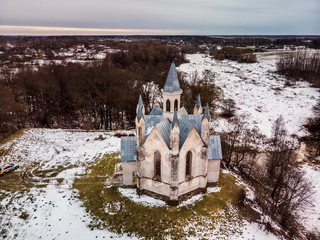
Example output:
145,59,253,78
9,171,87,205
178,52,320,138
1,51,319,239
0,129,127,240
0,128,280,240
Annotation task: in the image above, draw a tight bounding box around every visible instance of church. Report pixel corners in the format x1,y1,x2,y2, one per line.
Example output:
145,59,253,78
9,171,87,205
117,62,222,203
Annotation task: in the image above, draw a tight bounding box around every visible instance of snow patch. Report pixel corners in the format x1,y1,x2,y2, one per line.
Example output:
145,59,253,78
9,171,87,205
118,188,166,207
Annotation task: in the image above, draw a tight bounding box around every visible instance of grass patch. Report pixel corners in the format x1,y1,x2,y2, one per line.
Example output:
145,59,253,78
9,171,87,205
74,153,245,239
32,165,77,178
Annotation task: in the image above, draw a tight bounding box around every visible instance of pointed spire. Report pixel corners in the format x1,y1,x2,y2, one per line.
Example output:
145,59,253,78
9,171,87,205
196,94,202,108
172,110,179,128
138,94,143,107
163,61,182,93
137,105,144,122
202,103,210,120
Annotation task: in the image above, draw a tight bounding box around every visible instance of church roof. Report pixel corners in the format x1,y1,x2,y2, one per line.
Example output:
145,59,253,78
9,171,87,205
180,114,203,135
150,107,163,115
162,62,182,93
172,111,179,128
178,107,188,116
179,121,194,149
208,135,222,160
155,119,171,149
121,136,137,162
144,115,163,132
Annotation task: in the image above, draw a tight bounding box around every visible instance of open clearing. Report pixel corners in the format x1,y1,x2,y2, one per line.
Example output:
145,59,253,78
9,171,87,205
178,51,320,138
1,51,320,239
0,128,279,240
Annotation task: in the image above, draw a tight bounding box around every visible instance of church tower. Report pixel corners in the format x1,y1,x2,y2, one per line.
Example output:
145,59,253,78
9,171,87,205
162,62,182,120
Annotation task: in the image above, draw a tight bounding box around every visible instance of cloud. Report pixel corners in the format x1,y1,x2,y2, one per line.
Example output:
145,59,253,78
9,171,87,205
0,0,319,35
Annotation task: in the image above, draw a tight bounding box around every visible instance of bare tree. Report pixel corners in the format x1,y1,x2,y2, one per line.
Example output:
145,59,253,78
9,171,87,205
222,115,247,168
222,98,236,118
258,116,314,236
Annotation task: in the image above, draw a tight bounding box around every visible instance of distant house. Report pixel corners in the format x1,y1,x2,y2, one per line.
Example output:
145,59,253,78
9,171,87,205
116,62,222,204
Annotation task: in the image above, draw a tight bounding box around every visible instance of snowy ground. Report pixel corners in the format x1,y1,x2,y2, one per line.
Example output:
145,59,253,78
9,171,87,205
1,50,319,239
0,128,281,240
178,52,320,138
0,129,130,240
298,164,320,234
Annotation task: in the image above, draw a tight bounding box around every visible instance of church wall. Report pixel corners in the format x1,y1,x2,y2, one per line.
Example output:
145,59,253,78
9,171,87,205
138,128,172,196
178,128,206,183
139,178,171,198
207,159,220,183
178,175,207,196
178,128,208,196
122,161,137,186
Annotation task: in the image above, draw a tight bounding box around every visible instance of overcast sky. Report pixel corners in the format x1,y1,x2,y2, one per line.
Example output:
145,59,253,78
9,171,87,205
0,0,319,35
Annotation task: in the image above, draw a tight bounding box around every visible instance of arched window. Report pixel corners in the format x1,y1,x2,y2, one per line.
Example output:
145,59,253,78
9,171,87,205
166,99,171,112
174,99,178,111
154,151,161,179
186,151,192,176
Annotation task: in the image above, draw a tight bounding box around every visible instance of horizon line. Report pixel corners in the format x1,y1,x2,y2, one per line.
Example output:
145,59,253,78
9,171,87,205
0,25,194,36
0,25,319,36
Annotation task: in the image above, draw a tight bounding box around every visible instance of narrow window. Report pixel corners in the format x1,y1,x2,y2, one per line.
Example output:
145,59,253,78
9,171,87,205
166,99,171,112
174,99,178,111
154,151,161,179
186,151,192,176
138,127,142,145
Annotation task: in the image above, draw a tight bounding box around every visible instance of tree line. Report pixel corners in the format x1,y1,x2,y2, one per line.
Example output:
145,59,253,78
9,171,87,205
0,42,223,142
277,51,320,87
210,47,257,63
0,43,186,141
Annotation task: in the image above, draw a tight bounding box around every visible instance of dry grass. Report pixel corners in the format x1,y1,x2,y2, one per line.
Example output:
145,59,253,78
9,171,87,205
73,154,245,239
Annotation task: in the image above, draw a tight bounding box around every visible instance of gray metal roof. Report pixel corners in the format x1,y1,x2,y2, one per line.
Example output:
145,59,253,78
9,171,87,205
180,114,203,135
138,94,143,106
172,111,179,128
163,62,182,93
178,107,188,116
208,135,222,160
196,94,202,108
144,115,164,131
179,120,194,149
150,107,163,115
155,119,171,149
121,136,137,162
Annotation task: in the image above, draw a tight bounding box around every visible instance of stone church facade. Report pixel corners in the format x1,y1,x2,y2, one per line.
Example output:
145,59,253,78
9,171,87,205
118,62,222,203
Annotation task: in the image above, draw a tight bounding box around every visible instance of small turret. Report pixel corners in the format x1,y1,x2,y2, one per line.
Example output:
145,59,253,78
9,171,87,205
202,103,210,120
193,94,203,114
171,111,180,155
135,95,145,147
201,103,210,144
136,94,145,115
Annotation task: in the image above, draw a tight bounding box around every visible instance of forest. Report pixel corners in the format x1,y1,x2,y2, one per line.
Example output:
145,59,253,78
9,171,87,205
0,41,221,141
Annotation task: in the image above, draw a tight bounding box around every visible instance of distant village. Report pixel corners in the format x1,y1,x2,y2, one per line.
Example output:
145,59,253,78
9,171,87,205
0,35,318,79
